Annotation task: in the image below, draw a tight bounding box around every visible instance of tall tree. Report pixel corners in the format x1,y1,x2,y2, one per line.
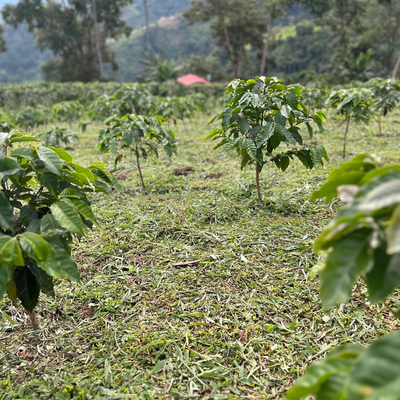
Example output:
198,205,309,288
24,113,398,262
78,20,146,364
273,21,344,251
2,0,133,82
184,0,265,77
143,0,151,51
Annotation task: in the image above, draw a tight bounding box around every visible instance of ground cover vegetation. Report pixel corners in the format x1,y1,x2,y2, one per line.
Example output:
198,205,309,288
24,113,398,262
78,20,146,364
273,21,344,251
0,77,400,398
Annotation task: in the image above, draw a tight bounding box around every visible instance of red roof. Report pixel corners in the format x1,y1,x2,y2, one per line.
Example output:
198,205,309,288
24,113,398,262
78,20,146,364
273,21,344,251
177,74,210,86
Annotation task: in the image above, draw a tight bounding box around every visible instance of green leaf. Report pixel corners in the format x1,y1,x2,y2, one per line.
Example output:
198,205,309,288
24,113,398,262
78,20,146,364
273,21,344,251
36,147,62,176
287,345,362,400
69,199,97,225
222,108,232,132
366,244,400,304
37,245,80,283
51,200,84,235
244,139,258,161
237,116,250,133
310,171,366,202
311,145,329,168
150,359,168,375
348,330,400,399
387,204,400,254
40,214,63,236
28,262,54,298
14,266,40,312
48,147,73,162
19,232,50,262
10,147,36,160
0,237,24,267
256,123,274,147
358,179,400,213
0,157,23,180
0,264,13,300
320,229,373,310
38,170,60,197
0,193,14,230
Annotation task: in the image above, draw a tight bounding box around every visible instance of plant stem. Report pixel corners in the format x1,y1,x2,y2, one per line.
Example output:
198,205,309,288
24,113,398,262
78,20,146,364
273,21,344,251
343,118,350,159
135,149,145,188
27,309,39,330
256,164,262,202
378,119,382,137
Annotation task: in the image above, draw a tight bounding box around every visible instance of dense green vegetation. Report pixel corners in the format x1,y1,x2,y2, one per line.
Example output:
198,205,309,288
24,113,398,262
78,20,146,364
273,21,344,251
0,77,400,398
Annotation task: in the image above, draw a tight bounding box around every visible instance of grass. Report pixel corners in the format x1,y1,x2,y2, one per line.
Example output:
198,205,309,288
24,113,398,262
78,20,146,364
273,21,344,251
1,110,400,399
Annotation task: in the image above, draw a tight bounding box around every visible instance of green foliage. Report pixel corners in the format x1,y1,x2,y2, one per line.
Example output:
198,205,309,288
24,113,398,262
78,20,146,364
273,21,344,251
2,0,134,82
39,127,79,149
98,114,177,187
288,154,400,400
208,76,327,199
327,87,375,158
366,78,400,117
140,50,182,83
0,131,120,317
12,106,53,131
53,101,84,126
327,87,374,124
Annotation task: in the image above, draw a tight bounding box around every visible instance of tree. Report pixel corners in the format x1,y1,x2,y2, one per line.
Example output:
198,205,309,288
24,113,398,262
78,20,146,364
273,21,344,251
184,0,265,77
143,0,151,52
259,0,291,76
2,0,134,82
288,154,400,399
207,77,327,201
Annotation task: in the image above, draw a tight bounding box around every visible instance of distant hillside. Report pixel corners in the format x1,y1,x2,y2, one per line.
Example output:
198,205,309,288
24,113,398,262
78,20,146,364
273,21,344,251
0,0,191,82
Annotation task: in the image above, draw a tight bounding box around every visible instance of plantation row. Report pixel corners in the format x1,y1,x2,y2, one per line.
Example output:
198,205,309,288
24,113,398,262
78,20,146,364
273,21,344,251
1,76,400,398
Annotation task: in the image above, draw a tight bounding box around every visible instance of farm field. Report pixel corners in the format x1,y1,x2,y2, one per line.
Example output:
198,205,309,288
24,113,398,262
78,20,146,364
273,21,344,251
1,109,400,399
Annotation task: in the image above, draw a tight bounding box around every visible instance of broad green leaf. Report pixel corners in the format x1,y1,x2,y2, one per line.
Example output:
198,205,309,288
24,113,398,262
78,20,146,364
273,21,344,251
14,266,40,312
237,116,250,133
348,330,400,399
222,108,232,132
358,179,400,213
311,145,329,168
256,123,274,147
72,164,94,183
40,214,63,235
51,200,84,235
37,245,80,283
387,204,400,254
366,245,400,304
0,193,14,230
10,147,36,160
48,147,73,162
90,161,122,191
38,170,59,197
0,264,13,300
29,263,54,298
244,139,257,161
320,229,373,310
36,147,62,176
69,199,97,225
18,232,50,262
287,351,359,399
310,171,366,202
0,237,24,267
0,157,23,180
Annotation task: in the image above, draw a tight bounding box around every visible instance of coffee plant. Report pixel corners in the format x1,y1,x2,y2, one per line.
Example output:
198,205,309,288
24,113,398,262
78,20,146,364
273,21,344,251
288,154,400,399
39,127,79,149
366,78,400,135
12,106,53,132
0,131,121,329
327,88,374,158
98,114,177,188
53,101,84,127
208,77,327,201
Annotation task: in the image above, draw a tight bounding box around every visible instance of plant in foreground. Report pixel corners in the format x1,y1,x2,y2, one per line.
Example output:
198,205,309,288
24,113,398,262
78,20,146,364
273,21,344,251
208,76,327,201
327,87,374,158
288,154,400,399
98,114,176,188
0,131,121,328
